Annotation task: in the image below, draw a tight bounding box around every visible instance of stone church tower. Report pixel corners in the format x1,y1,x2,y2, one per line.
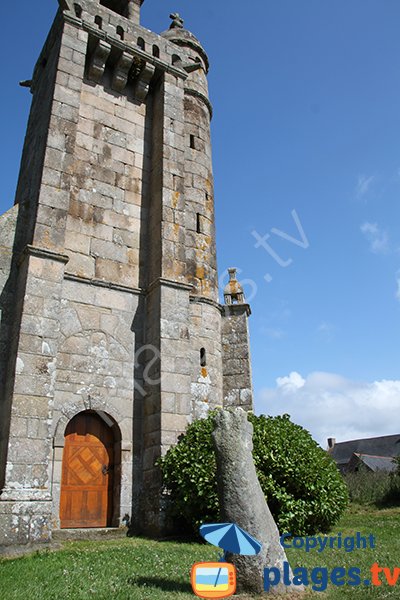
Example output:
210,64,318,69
0,0,253,546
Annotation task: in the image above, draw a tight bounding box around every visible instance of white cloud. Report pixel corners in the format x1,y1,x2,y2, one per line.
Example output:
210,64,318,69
264,328,286,340
317,321,335,342
356,174,375,199
396,272,400,302
360,221,389,254
276,371,305,393
256,371,400,447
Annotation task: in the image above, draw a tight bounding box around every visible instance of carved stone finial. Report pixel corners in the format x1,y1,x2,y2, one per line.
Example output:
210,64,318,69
169,12,184,29
224,267,245,305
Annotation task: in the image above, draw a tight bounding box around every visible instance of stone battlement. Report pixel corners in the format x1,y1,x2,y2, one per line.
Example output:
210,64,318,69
59,0,201,76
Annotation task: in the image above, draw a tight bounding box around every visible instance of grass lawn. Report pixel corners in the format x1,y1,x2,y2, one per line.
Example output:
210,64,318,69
0,505,399,599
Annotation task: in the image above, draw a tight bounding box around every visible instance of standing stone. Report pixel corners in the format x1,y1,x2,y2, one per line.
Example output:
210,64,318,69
212,408,301,595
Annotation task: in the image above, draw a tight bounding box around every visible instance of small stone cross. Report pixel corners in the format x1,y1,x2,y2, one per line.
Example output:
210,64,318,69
169,13,184,29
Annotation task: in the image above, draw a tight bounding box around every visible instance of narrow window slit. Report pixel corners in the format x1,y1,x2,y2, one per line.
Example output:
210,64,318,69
74,3,82,18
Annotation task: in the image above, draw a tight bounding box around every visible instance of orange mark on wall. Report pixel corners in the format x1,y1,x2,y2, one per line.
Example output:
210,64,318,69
201,367,208,378
200,235,211,251
172,191,180,209
196,266,205,280
69,198,102,224
173,223,181,239
127,249,137,265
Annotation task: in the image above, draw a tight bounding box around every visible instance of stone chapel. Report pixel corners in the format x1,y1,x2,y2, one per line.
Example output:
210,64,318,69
0,0,253,546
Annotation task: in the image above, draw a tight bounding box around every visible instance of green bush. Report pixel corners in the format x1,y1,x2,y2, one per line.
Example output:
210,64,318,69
160,414,219,530
381,474,400,506
159,412,348,536
344,469,400,507
344,470,393,505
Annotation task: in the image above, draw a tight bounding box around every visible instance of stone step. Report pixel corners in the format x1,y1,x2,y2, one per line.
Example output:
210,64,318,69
52,527,128,541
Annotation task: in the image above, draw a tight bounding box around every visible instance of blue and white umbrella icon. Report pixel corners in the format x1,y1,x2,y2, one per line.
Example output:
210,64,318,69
200,522,262,560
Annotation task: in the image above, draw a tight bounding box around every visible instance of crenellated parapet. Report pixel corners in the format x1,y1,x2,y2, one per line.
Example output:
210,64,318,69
54,0,205,101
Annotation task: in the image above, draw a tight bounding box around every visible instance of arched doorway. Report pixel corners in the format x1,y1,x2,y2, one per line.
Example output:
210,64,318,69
60,411,120,528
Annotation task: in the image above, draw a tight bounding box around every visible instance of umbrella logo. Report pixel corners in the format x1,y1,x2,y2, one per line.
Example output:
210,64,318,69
191,523,262,599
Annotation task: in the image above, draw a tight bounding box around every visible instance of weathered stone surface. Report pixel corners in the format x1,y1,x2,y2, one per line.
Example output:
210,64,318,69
0,501,52,547
221,274,253,411
212,408,300,595
0,0,256,546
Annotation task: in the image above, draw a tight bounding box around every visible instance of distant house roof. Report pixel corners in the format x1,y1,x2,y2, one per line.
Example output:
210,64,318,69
328,434,400,468
351,454,397,473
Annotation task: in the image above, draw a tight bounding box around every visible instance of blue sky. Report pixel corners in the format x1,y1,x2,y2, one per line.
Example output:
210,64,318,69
2,0,400,444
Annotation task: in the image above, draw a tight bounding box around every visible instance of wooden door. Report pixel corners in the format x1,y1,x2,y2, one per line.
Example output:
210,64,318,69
60,412,114,528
